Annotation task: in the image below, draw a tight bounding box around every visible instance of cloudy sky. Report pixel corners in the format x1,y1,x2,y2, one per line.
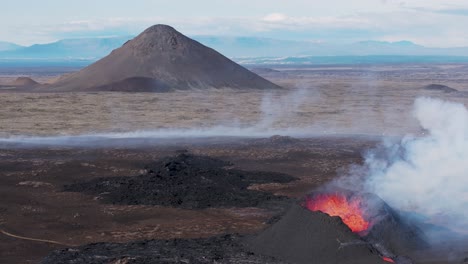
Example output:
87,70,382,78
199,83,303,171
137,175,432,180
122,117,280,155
2,0,468,47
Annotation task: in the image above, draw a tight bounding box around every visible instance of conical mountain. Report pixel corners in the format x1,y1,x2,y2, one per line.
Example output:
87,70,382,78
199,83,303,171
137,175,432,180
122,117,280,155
11,77,39,87
50,25,281,91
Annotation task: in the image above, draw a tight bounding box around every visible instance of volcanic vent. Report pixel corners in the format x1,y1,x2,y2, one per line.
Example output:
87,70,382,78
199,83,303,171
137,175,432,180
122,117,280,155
49,24,282,92
249,189,427,264
305,192,370,233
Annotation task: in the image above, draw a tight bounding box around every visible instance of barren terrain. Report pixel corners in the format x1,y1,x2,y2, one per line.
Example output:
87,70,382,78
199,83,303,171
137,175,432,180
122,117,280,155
0,136,375,263
1,64,468,263
1,64,468,137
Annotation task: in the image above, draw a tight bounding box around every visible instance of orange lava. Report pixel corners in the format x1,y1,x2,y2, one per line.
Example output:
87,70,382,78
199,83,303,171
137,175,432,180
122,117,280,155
305,194,370,233
382,256,395,263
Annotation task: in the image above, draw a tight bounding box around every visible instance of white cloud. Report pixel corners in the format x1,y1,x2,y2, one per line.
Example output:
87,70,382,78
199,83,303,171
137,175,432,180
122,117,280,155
387,0,468,11
262,13,288,22
3,1,468,47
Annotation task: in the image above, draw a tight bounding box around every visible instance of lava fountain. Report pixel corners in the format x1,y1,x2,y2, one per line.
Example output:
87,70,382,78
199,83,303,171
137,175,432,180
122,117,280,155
305,193,370,233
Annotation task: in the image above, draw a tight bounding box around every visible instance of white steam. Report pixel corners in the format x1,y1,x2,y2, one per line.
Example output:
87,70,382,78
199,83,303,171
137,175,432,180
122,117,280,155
0,88,320,145
363,97,468,236
256,87,313,129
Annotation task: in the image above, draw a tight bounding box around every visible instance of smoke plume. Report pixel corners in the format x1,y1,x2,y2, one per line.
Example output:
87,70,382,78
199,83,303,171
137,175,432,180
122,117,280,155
0,87,318,145
256,87,313,129
356,97,468,241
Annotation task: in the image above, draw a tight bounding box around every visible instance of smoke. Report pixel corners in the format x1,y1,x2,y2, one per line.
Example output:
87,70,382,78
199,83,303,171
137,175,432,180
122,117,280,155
255,87,313,129
0,87,321,146
343,97,468,242
0,126,310,147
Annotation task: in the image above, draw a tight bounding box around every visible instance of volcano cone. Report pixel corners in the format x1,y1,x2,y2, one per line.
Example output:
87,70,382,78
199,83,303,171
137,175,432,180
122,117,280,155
48,25,282,92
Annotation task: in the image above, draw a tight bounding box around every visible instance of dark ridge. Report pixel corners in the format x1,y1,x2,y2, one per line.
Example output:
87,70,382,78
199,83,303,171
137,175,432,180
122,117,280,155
251,135,302,146
40,235,286,264
64,154,296,209
423,84,458,93
249,67,281,74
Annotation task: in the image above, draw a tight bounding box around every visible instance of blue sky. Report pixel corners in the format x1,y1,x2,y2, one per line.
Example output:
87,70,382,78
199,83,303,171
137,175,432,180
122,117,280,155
3,0,468,47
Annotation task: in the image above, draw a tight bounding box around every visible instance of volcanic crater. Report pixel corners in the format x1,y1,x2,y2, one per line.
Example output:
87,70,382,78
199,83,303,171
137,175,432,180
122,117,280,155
302,190,427,262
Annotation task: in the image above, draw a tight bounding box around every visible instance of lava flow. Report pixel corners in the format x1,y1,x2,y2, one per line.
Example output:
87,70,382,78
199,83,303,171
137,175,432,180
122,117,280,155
305,193,370,233
382,256,395,263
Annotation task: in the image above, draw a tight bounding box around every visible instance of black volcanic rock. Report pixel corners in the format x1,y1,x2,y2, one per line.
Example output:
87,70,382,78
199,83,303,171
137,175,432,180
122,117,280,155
64,154,296,209
49,24,282,91
41,235,286,264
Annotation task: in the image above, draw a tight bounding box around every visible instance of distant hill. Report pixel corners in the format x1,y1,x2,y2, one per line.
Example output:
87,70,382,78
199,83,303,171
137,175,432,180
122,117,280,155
237,55,468,65
423,84,458,93
192,36,313,57
0,37,131,60
0,41,23,52
47,25,281,92
193,38,437,57
11,77,39,87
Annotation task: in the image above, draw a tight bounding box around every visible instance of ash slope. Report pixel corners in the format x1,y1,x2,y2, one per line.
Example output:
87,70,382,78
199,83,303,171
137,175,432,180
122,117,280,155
48,24,282,92
64,153,296,209
249,204,388,264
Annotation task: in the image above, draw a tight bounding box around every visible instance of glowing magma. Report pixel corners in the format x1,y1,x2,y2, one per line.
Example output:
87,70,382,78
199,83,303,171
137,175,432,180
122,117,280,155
382,256,395,263
305,194,370,233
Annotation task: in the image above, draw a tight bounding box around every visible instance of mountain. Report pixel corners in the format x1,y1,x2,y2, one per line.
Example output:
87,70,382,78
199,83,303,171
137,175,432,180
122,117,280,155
47,25,281,92
237,55,468,65
192,36,315,57
0,37,130,60
156,38,468,57
187,38,468,57
0,41,23,52
11,77,39,86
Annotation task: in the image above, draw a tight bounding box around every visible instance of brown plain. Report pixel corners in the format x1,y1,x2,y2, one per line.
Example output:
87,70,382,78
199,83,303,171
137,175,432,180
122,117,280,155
1,64,468,137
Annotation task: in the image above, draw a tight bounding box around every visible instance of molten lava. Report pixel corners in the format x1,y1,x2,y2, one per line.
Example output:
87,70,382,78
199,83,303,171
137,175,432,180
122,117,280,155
305,193,370,233
382,256,395,263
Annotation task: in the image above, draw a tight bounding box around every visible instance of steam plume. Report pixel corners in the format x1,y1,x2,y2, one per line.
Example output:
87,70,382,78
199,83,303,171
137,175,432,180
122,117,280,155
360,97,468,240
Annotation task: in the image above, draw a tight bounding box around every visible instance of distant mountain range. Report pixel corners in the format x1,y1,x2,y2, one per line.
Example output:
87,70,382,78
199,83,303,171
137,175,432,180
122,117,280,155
197,38,468,57
236,55,468,65
2,36,468,64
0,37,130,60
0,41,23,52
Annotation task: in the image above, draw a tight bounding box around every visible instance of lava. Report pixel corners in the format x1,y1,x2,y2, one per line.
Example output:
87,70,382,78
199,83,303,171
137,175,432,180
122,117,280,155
382,256,395,263
305,193,370,233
